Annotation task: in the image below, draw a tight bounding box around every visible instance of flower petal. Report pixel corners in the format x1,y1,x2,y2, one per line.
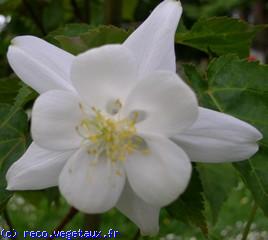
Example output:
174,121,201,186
172,107,262,162
123,0,182,77
31,90,83,151
125,135,192,207
123,71,198,136
59,147,125,213
7,36,75,93
6,142,73,190
116,181,160,236
71,45,138,111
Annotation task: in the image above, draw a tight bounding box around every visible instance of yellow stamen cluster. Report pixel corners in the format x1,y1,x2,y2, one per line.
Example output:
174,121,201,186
76,106,141,163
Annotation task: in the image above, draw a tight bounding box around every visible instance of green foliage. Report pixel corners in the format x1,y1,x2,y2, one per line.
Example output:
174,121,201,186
13,84,37,108
134,0,159,21
184,55,268,218
197,163,238,224
184,0,244,19
176,17,263,58
47,16,261,59
42,0,65,32
1,0,268,238
0,104,29,212
0,169,12,213
47,23,92,38
47,25,130,55
0,0,21,14
0,83,35,211
183,64,209,103
19,187,60,208
167,167,207,235
0,75,21,104
0,105,28,169
122,0,138,21
234,147,268,217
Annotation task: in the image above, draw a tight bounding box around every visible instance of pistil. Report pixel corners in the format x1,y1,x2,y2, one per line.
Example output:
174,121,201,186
76,104,142,163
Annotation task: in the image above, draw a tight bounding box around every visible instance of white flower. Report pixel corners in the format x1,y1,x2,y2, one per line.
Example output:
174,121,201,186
5,0,262,236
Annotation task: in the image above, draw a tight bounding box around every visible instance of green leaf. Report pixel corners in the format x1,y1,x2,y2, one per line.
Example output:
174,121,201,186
183,64,210,104
42,0,65,32
0,169,12,212
0,75,21,104
47,25,130,55
0,104,29,212
184,0,243,19
0,0,21,14
0,74,37,107
47,23,92,38
176,17,263,58
234,147,268,215
184,55,268,217
0,105,28,169
46,23,93,48
13,84,38,109
166,167,208,235
197,163,238,224
134,0,159,21
0,83,34,211
122,0,138,20
19,187,60,207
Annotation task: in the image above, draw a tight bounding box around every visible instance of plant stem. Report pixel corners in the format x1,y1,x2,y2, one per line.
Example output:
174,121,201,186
49,207,78,240
241,202,258,240
84,0,91,23
3,209,14,230
3,209,15,239
83,214,101,230
22,0,46,36
70,0,84,22
104,0,122,26
132,229,140,240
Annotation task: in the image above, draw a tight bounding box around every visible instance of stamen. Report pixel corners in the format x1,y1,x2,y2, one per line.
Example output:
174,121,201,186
106,99,123,115
76,105,147,163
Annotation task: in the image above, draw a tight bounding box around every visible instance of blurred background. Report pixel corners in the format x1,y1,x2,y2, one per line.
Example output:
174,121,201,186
1,0,268,77
0,1,268,240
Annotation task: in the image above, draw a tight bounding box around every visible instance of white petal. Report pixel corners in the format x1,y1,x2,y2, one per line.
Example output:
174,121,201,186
116,181,160,236
71,45,138,111
125,135,192,207
123,71,198,136
6,142,73,190
123,0,182,77
31,90,83,151
7,36,75,93
172,107,263,162
59,147,125,213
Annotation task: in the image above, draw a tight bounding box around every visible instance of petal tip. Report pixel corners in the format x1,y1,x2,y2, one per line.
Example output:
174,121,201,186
256,130,263,141
6,184,13,191
6,44,16,61
10,36,26,46
168,0,182,6
5,164,14,182
165,0,182,11
243,143,260,161
5,166,18,191
11,35,38,46
6,175,16,191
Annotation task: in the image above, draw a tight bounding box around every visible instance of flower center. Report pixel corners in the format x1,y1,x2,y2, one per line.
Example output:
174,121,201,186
76,104,143,163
